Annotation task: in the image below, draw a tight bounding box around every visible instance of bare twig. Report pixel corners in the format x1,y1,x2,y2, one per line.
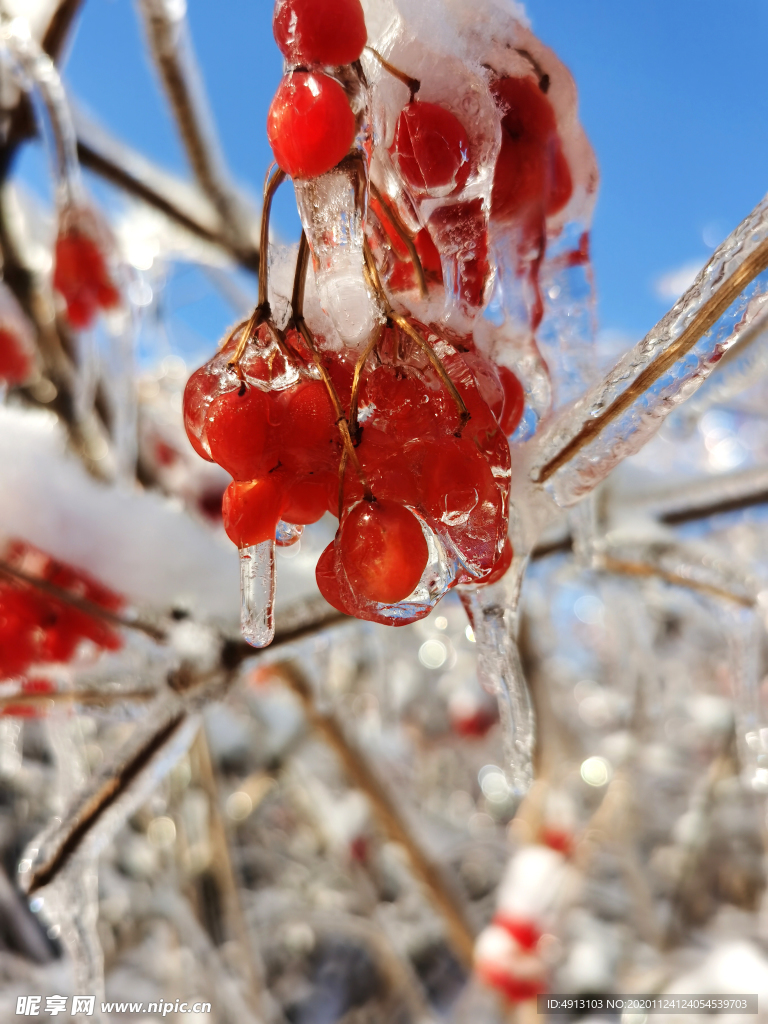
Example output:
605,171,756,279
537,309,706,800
74,124,259,273
0,0,85,182
23,708,190,893
364,46,420,99
601,555,754,608
189,729,265,1015
137,0,255,255
0,689,157,711
272,663,477,968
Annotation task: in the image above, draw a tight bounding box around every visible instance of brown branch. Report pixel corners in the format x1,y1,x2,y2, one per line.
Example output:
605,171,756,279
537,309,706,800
75,136,259,274
273,663,477,968
601,555,754,608
0,689,157,711
364,46,420,99
537,235,768,483
0,560,167,642
188,730,265,1014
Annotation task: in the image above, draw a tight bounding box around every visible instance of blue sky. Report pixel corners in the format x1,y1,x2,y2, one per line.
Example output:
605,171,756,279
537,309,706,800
18,0,768,349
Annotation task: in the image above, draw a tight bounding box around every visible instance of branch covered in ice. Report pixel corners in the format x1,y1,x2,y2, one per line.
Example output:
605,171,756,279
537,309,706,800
136,0,258,260
529,195,768,505
73,109,260,273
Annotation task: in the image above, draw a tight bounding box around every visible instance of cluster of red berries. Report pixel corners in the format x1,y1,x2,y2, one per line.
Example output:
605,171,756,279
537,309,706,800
185,315,520,623
0,541,124,698
53,204,121,330
184,0,589,633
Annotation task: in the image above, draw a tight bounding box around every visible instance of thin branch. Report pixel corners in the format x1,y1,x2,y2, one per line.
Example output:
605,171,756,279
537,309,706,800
272,663,477,968
136,0,255,255
0,0,85,182
0,689,157,711
392,314,470,427
364,46,420,99
601,555,754,608
537,234,768,483
188,729,265,1015
290,233,373,500
75,132,259,273
23,709,189,893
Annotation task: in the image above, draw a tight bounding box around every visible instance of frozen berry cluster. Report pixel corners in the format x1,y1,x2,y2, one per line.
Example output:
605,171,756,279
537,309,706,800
0,541,124,701
184,0,595,637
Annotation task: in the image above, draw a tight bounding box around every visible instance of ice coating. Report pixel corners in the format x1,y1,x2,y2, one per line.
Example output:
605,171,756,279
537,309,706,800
240,540,276,647
530,197,768,506
362,0,598,416
294,160,382,348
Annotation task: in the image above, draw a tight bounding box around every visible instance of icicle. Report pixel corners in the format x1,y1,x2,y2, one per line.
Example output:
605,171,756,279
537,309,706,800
462,585,535,800
240,539,276,647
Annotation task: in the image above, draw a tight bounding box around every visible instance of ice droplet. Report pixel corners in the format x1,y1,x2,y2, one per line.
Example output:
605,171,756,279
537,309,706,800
240,540,276,648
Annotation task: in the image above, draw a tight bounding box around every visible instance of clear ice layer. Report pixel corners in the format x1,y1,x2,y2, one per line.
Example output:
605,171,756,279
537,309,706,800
295,163,380,349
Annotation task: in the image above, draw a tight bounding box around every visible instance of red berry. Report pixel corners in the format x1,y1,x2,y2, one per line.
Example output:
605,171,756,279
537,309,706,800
476,963,545,1004
490,75,572,222
277,379,339,472
392,102,472,197
183,366,216,462
315,542,353,614
267,72,357,180
53,229,120,329
206,384,274,481
419,438,497,526
481,537,513,586
273,0,367,66
338,499,428,604
496,365,525,435
222,477,285,547
492,915,541,952
278,469,336,525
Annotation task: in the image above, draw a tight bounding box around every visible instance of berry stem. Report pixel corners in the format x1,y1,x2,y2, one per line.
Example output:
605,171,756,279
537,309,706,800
364,46,420,100
369,181,428,299
291,233,374,502
348,322,383,442
258,165,286,309
228,166,286,370
391,314,470,428
361,239,471,429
